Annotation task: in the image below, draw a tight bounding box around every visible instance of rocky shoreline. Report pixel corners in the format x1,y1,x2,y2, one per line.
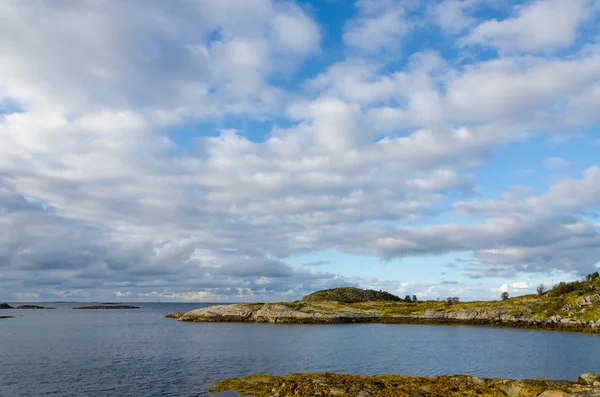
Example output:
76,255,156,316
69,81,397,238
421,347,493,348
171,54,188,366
167,302,600,332
209,372,600,396
166,287,600,333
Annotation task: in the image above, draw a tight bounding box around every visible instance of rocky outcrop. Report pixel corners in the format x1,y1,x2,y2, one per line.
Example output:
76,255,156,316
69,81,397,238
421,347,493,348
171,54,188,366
577,295,600,307
167,287,600,332
73,305,140,309
210,372,600,397
178,303,379,324
168,301,600,332
578,373,600,386
0,302,14,309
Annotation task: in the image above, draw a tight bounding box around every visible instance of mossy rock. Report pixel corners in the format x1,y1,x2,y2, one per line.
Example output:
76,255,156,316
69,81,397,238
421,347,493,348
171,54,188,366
302,287,401,304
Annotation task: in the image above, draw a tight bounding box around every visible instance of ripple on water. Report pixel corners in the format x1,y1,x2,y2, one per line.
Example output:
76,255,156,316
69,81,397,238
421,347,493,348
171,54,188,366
1,303,599,396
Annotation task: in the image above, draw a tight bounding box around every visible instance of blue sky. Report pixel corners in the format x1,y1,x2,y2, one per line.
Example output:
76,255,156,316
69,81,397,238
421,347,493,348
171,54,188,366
0,0,600,302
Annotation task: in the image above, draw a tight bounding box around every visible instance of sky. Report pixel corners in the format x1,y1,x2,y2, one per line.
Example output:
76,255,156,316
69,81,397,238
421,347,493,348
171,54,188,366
1,0,599,302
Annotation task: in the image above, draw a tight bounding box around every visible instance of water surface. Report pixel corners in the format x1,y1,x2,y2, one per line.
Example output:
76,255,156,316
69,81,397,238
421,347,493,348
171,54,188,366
1,302,599,396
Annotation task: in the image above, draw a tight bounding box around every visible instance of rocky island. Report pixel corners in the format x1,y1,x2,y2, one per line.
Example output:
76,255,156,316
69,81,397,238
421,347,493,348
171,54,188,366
167,275,600,333
210,372,600,396
0,302,14,309
73,305,140,309
15,305,55,309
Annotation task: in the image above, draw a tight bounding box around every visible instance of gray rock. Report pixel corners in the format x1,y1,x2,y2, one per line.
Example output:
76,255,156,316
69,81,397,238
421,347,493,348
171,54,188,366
0,302,14,309
577,373,600,386
179,304,262,322
577,295,600,307
423,310,445,319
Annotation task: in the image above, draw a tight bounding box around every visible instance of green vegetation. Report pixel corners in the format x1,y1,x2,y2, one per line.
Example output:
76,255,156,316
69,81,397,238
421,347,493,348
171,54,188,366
537,283,546,296
501,291,509,301
301,287,402,303
169,274,600,332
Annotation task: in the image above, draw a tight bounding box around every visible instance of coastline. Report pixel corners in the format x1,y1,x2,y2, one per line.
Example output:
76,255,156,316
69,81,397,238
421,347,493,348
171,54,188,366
209,372,600,396
166,298,600,334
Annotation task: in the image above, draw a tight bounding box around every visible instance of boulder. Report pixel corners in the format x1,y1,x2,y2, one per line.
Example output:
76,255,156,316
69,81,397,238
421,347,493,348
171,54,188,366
577,373,600,386
577,295,600,307
0,302,14,309
538,391,567,397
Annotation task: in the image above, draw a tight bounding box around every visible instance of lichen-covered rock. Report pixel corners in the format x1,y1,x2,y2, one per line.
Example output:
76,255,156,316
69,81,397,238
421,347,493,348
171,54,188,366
179,304,262,322
578,373,600,386
577,295,600,307
209,373,600,397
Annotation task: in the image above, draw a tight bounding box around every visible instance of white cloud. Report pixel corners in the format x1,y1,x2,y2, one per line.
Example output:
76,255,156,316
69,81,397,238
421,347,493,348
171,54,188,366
343,1,408,53
431,0,476,34
0,0,600,302
462,0,591,53
544,156,571,170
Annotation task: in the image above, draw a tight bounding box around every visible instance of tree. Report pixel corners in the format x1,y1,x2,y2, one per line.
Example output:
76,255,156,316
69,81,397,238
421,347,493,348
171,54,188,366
446,297,460,305
537,284,546,296
501,291,509,301
412,294,418,303
404,295,412,303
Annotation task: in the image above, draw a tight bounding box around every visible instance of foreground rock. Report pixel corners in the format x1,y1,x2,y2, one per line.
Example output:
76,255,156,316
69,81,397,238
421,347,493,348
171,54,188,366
0,302,14,309
210,372,600,397
73,305,140,309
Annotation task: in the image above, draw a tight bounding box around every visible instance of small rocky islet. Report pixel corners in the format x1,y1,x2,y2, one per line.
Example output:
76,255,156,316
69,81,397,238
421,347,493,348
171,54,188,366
210,372,600,397
72,305,140,309
166,277,600,333
0,303,55,309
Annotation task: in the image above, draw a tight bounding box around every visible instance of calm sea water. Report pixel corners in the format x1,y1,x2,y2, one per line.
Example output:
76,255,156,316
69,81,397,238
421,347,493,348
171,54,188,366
1,302,599,397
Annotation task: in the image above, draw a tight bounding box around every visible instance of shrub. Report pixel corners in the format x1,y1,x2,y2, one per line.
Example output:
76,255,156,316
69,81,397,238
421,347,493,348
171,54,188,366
445,297,460,305
536,283,546,296
412,295,418,303
501,292,509,301
404,295,412,303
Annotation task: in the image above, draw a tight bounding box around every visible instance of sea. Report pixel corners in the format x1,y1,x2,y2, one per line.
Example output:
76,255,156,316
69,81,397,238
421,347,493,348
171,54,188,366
1,302,599,397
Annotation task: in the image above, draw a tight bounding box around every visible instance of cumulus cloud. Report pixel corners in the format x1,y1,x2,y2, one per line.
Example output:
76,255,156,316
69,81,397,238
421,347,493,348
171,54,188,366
545,157,571,170
0,0,599,302
343,0,410,53
462,0,592,53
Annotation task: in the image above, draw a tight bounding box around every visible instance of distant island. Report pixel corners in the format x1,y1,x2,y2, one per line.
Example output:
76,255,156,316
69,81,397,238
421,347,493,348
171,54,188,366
0,303,54,309
167,273,600,333
73,305,140,309
210,372,600,396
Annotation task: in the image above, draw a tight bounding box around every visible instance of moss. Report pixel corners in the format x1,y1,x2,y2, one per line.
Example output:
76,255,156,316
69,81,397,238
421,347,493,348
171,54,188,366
209,373,593,396
278,301,305,310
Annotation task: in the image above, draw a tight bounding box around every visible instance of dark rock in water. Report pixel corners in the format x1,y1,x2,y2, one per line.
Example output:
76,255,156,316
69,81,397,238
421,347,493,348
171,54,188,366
302,287,401,303
73,305,140,309
0,316,15,319
0,302,14,309
16,305,55,309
